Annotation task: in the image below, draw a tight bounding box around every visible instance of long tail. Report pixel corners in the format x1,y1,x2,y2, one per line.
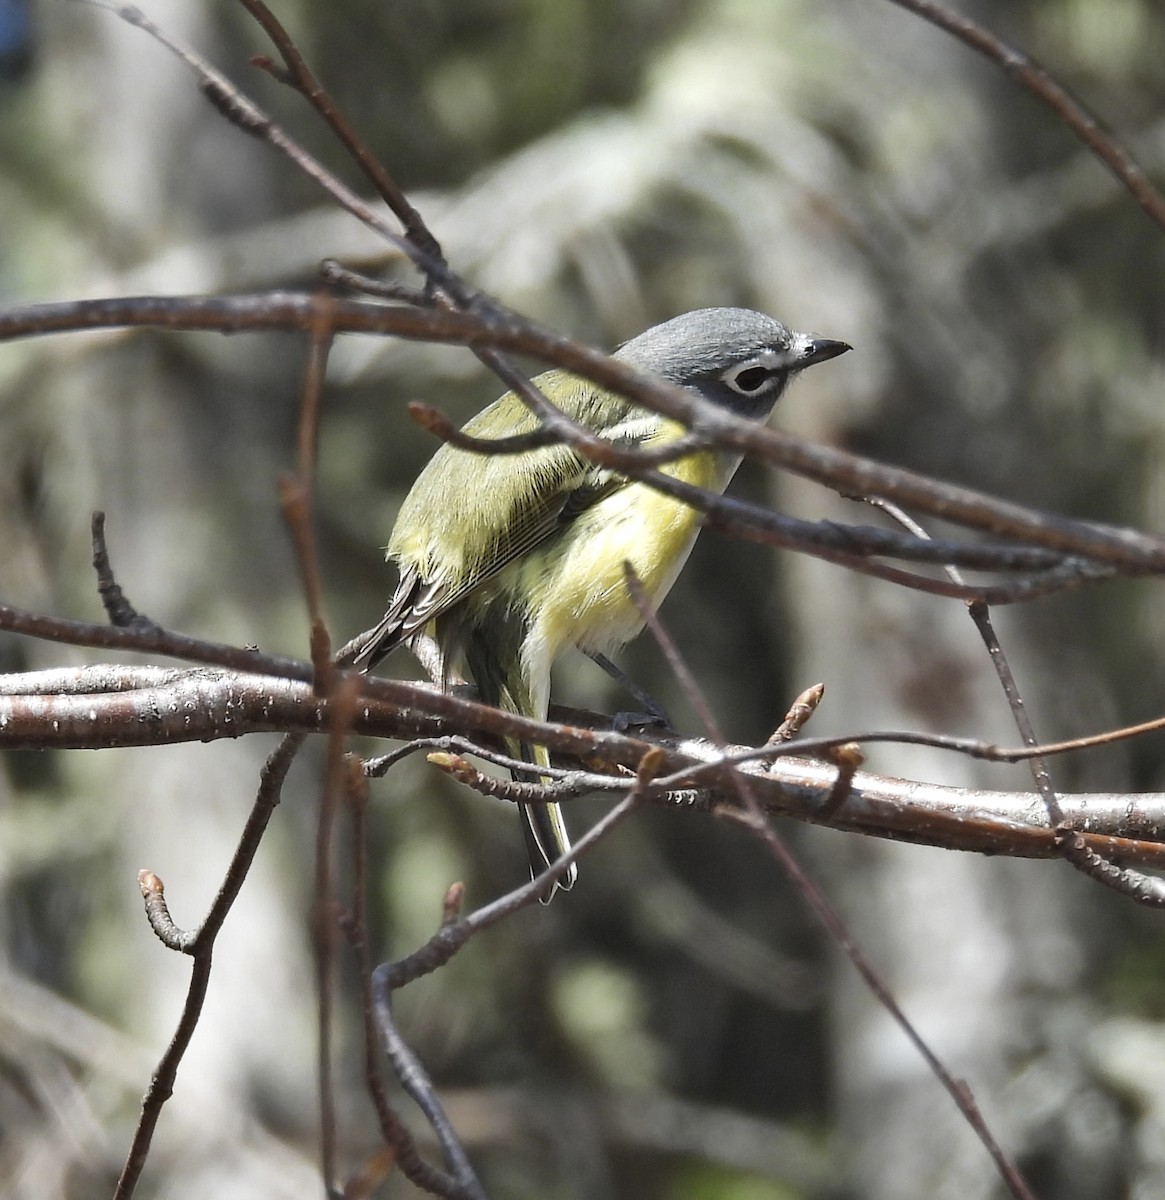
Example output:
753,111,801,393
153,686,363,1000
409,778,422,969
354,574,575,897
464,624,576,901
518,743,577,902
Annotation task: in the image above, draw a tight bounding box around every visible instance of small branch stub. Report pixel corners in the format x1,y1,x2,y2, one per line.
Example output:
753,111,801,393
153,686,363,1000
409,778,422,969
137,869,198,953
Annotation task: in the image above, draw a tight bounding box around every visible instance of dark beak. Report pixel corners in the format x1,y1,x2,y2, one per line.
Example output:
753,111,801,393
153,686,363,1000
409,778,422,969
798,337,851,368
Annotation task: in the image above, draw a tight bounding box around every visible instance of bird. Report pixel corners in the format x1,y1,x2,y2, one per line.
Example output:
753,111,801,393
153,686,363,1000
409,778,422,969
355,307,850,899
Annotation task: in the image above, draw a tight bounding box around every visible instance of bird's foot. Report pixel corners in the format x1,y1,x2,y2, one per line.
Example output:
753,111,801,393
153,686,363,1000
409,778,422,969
586,650,672,731
611,707,671,734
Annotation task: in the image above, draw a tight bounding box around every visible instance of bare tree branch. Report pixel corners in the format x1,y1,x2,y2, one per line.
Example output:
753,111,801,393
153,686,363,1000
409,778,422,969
115,732,307,1200
4,662,1165,862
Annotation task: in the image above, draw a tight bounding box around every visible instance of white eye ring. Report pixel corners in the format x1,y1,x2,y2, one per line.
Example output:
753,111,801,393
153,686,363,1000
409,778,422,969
721,361,779,396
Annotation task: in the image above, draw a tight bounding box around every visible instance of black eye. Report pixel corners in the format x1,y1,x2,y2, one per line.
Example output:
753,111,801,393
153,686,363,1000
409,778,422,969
728,366,771,394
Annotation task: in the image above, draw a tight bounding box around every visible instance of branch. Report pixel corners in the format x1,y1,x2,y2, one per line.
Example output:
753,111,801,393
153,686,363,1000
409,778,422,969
887,0,1165,235
116,732,306,1200
5,294,1165,585
5,663,1165,863
622,565,1036,1200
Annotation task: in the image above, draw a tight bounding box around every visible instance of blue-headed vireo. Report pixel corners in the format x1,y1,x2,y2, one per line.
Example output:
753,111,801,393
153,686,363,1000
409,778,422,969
356,307,849,899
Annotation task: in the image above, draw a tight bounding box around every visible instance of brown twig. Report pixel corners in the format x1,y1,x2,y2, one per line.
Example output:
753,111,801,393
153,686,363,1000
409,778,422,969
339,759,446,1193
136,870,197,952
764,683,825,748
278,299,338,681
91,512,157,630
887,0,1165,235
0,595,318,682
870,496,1165,907
6,291,1164,588
621,564,1038,1200
382,754,663,985
969,597,1165,907
313,677,363,1195
319,259,428,306
424,750,613,802
233,0,445,263
820,743,864,818
1053,826,1165,906
365,734,619,785
296,310,333,494
279,474,334,675
116,732,306,1200
365,755,660,1200
81,0,449,285
717,794,1038,1200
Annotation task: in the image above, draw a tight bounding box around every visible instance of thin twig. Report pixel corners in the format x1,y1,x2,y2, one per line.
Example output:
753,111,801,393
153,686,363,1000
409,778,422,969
313,677,363,1196
279,474,334,678
296,312,333,495
234,0,445,262
622,564,1038,1200
970,598,1165,906
136,870,197,952
80,0,452,285
820,743,864,818
408,399,714,468
91,511,157,630
320,259,428,305
340,759,448,1193
116,732,306,1200
871,496,1165,907
764,683,825,748
424,750,618,802
367,756,660,1199
717,797,1037,1200
1053,827,1165,906
887,0,1165,235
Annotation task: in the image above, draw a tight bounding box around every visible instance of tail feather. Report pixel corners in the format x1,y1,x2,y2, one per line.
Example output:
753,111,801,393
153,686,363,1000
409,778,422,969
351,569,423,671
519,784,577,903
466,626,576,901
358,570,576,899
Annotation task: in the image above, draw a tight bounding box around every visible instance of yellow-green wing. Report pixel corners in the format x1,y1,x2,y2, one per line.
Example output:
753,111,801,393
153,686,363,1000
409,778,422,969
358,373,640,664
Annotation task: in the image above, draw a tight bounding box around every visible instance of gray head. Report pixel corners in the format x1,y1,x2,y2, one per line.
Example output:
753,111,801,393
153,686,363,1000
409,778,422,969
615,307,850,418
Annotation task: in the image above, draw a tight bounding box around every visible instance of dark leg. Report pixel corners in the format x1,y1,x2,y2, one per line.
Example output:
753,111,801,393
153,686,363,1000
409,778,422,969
585,650,671,730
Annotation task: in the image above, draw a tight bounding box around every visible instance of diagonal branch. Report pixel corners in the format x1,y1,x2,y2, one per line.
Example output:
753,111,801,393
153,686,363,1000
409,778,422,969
116,732,306,1200
887,0,1165,234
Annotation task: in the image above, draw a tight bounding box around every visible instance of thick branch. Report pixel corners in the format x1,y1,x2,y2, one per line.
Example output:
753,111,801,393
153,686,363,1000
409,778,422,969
3,665,1165,863
5,294,1165,577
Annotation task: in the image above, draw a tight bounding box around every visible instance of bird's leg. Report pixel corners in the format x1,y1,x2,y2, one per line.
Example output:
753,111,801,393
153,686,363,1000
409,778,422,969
584,650,671,731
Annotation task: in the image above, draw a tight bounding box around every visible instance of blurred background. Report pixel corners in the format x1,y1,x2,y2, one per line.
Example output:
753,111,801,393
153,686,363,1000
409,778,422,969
3,0,1165,1196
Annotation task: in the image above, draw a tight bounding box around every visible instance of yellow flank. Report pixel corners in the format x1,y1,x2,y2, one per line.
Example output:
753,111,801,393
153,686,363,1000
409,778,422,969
516,430,735,674
388,393,744,721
